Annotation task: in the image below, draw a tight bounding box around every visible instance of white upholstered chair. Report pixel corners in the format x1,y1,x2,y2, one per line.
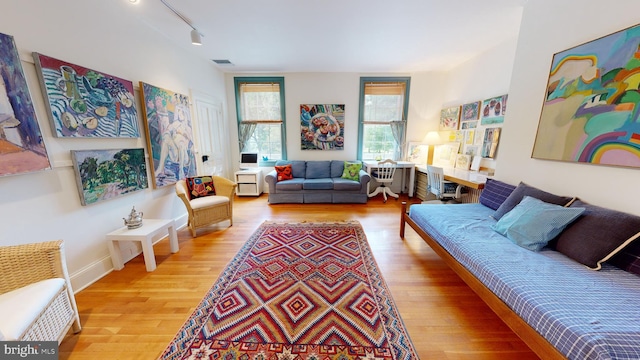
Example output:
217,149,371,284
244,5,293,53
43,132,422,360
0,240,81,343
425,165,466,203
175,176,237,237
368,159,399,202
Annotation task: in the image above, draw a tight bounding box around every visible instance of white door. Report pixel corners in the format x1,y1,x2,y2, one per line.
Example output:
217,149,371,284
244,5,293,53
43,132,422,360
190,90,231,179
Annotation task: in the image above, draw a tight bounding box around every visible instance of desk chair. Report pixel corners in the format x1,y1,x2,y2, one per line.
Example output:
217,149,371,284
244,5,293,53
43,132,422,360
425,165,466,203
368,159,399,203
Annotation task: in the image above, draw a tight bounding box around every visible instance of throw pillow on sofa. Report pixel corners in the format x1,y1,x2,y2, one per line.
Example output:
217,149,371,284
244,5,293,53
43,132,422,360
492,196,585,252
186,176,216,199
275,164,293,181
492,181,574,220
554,199,640,270
478,178,516,210
341,161,361,181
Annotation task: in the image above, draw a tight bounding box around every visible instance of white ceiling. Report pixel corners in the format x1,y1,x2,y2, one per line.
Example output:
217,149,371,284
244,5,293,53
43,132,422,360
128,0,525,73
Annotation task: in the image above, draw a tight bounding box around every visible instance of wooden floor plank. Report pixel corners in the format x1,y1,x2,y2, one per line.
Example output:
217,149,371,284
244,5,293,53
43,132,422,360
59,194,539,359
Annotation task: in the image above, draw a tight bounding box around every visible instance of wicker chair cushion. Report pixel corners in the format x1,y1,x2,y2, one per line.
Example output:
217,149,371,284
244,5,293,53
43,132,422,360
189,195,229,209
0,278,64,340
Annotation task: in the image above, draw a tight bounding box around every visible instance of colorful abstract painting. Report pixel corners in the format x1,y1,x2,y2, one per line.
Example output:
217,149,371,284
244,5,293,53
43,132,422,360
439,106,460,130
300,104,344,150
140,82,196,188
0,33,51,177
33,53,139,138
480,95,508,125
462,101,481,121
71,148,148,206
532,24,640,168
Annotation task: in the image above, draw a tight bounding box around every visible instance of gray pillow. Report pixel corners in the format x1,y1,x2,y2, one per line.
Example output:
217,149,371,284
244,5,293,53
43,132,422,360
493,182,573,220
555,199,640,270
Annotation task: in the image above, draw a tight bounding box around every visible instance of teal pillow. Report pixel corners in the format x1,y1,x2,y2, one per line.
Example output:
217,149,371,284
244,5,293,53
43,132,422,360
492,196,585,251
341,161,362,181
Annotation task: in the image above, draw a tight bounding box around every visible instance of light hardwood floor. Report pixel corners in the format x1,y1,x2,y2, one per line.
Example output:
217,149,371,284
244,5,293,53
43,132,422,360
59,194,539,359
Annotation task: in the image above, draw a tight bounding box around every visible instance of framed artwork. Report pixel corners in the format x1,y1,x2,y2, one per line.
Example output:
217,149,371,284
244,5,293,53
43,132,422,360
0,32,51,177
460,120,478,130
455,154,471,170
439,106,461,130
71,148,148,206
33,53,139,138
433,141,460,167
481,128,501,158
532,23,640,168
406,142,429,165
480,95,508,125
461,101,481,121
300,104,345,150
140,82,196,188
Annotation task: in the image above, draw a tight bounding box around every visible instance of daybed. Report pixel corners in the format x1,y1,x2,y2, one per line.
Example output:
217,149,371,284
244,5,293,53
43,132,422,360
265,160,370,204
400,180,640,360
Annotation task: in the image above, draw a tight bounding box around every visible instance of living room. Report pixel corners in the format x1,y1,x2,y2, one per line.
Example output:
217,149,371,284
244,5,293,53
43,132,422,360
2,0,640,357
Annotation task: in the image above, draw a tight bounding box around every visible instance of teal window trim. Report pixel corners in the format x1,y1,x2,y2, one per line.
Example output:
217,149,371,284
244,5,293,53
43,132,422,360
356,77,411,160
234,76,287,166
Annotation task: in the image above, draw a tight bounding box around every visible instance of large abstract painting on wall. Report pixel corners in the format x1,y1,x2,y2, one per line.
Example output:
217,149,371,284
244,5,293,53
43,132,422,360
140,82,196,187
71,148,148,206
0,32,51,177
33,53,139,138
300,104,345,150
532,24,640,168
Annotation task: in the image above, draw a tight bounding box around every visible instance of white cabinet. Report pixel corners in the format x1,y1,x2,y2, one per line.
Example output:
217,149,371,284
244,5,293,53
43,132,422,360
235,169,263,196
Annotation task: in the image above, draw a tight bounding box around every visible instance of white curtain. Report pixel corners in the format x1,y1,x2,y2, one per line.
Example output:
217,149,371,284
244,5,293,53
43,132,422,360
389,121,406,161
238,122,257,152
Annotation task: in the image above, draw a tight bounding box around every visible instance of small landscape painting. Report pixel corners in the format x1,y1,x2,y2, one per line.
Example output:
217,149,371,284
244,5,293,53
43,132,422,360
480,95,508,125
140,82,196,187
0,32,51,178
33,53,139,138
71,148,148,206
300,104,345,150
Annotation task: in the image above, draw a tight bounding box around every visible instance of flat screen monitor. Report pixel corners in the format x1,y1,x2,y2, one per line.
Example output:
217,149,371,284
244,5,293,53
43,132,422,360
240,152,259,169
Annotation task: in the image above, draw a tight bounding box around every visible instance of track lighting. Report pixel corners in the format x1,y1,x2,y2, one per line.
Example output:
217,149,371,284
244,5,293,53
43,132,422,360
190,29,202,46
160,0,203,46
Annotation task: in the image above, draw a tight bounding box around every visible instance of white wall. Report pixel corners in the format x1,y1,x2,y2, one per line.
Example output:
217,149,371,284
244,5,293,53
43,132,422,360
498,0,640,216
0,0,227,290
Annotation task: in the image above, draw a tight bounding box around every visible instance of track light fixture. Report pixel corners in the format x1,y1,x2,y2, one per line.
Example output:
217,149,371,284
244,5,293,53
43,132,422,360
160,0,203,46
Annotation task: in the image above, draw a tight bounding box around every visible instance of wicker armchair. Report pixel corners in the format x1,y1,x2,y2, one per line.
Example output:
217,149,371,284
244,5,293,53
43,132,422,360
0,240,81,343
176,176,237,237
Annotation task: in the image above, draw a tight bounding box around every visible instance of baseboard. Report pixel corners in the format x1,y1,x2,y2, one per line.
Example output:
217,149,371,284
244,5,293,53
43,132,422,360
69,215,189,292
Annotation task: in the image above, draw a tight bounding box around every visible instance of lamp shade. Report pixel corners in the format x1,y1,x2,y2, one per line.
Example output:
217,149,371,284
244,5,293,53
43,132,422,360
422,131,442,145
190,29,202,45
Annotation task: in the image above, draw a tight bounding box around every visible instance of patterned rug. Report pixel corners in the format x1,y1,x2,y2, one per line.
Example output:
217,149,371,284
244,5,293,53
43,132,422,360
159,221,418,360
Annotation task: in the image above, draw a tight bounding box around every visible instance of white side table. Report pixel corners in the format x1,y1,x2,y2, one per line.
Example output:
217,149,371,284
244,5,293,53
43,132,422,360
106,219,179,272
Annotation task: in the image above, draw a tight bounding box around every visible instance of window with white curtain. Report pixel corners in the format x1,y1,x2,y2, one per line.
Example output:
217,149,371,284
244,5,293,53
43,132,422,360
358,77,411,160
234,77,287,165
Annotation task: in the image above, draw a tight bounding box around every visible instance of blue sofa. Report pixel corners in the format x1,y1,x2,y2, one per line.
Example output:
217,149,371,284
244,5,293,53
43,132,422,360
264,160,370,204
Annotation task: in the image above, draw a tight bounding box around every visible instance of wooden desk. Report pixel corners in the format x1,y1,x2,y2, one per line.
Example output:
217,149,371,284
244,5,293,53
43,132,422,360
415,166,487,203
363,160,415,197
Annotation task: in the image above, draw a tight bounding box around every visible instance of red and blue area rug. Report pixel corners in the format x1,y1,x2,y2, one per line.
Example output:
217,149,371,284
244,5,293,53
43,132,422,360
159,221,418,359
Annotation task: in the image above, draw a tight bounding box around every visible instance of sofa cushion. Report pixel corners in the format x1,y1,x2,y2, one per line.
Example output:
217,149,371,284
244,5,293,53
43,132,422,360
492,196,585,252
0,278,65,341
275,178,304,191
305,161,331,179
333,178,362,191
185,176,216,199
554,199,640,270
303,178,333,190
275,164,293,181
341,162,362,181
478,178,516,210
493,182,573,220
275,160,306,178
330,160,345,178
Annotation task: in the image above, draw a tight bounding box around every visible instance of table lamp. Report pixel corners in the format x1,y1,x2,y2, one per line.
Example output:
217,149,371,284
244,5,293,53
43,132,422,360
422,131,442,165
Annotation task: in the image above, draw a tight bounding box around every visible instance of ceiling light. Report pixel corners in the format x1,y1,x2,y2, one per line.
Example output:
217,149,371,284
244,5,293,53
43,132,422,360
129,0,139,3
190,29,202,46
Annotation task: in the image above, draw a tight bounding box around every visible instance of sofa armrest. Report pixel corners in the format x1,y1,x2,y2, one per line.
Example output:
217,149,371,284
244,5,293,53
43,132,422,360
265,170,278,193
358,169,371,193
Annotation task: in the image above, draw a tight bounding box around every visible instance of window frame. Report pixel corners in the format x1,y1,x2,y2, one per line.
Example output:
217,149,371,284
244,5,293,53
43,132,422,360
357,77,411,161
234,77,287,167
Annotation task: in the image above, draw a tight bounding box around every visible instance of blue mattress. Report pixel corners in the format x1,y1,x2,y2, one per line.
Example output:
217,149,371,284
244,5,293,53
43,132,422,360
409,203,640,360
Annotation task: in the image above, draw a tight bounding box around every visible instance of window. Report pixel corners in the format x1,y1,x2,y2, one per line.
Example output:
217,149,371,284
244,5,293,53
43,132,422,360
234,77,287,166
357,77,411,161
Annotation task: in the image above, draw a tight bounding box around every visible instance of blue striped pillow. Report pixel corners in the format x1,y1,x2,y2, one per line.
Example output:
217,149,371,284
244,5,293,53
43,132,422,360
479,178,516,210
492,196,585,251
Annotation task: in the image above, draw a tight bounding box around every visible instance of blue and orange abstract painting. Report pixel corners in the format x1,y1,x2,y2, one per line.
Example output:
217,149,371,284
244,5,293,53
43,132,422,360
533,24,640,168
0,32,51,177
